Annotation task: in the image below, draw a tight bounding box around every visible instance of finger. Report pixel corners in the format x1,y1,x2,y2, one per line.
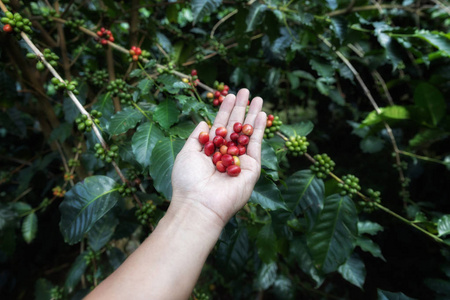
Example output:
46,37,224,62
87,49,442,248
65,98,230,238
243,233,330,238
182,121,210,152
246,111,267,164
211,94,236,135
243,96,263,127
227,89,250,132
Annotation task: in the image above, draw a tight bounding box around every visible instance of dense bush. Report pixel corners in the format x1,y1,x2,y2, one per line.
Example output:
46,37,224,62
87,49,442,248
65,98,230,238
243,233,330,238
1,0,449,299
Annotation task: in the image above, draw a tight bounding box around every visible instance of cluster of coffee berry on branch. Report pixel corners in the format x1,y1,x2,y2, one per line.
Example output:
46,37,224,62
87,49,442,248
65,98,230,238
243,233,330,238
204,80,229,107
310,153,336,179
1,11,32,35
264,114,282,139
75,110,101,132
26,48,59,71
128,46,150,62
135,201,157,226
107,79,133,105
358,189,382,213
95,27,114,45
285,135,309,156
118,182,137,197
338,174,361,197
181,69,200,88
51,77,80,95
94,143,118,163
199,123,254,177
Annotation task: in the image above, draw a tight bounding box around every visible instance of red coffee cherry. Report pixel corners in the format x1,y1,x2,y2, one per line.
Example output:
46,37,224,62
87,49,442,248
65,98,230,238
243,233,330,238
213,135,225,147
215,127,227,138
214,91,221,98
237,135,250,146
198,132,210,145
219,145,228,155
204,141,215,156
227,141,236,148
227,146,239,156
221,154,234,167
230,132,239,142
233,122,242,133
191,69,197,76
227,165,241,177
3,24,12,33
237,145,246,155
266,119,273,127
216,161,226,173
213,99,219,106
268,114,275,121
242,124,254,136
212,152,222,165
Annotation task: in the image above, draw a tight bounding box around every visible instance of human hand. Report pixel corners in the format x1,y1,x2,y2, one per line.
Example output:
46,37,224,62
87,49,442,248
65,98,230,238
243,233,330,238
170,89,266,227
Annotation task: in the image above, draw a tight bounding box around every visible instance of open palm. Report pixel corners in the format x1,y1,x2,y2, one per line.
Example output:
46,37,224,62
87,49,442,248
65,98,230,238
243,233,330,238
171,89,267,225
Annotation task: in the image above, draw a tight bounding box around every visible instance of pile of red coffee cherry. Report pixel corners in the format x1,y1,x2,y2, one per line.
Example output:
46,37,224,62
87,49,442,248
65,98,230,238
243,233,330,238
198,122,254,177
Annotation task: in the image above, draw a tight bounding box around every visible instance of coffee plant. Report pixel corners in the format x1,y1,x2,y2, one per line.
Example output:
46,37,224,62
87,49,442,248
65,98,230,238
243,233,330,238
1,0,449,299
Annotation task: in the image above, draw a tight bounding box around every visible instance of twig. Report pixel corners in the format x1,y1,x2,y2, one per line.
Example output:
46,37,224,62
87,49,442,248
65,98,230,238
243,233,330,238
210,9,238,39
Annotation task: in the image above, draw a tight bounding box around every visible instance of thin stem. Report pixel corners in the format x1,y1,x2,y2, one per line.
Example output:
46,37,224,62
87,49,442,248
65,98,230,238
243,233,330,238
210,9,238,39
399,150,450,166
131,102,152,122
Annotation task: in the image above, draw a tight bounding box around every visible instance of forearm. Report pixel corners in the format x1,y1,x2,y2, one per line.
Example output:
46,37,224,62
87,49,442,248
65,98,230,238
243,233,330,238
85,199,223,300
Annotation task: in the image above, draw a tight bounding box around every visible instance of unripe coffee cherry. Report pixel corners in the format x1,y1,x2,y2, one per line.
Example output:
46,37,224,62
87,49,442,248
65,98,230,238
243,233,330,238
227,165,241,177
198,132,209,145
204,141,215,156
233,156,240,166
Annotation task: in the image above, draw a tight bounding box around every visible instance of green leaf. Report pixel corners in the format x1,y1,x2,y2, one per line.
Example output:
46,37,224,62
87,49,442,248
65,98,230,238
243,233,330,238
250,175,287,211
246,2,267,32
261,139,278,171
357,220,384,235
290,237,324,287
22,212,38,244
255,262,277,290
409,129,448,148
281,170,324,230
382,105,411,120
217,227,250,277
93,93,115,129
137,78,153,95
59,176,120,244
437,215,450,237
280,122,314,137
355,236,386,261
191,0,221,24
149,137,184,200
256,222,278,263
360,135,385,153
331,17,348,43
153,99,179,129
307,194,358,273
35,278,53,300
108,107,143,135
132,121,165,170
414,82,446,126
157,74,182,94
377,289,417,300
338,254,366,289
169,121,196,139
87,212,118,251
310,58,334,78
65,251,88,293
414,30,450,57
291,70,315,81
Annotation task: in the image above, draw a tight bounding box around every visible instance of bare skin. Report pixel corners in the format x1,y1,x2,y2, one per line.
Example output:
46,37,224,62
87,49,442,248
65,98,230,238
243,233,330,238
85,89,266,300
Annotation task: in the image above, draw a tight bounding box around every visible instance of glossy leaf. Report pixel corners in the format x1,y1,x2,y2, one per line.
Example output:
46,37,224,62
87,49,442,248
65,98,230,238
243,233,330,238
149,137,184,200
437,215,450,237
153,99,179,129
65,251,88,293
358,221,384,235
280,122,314,137
217,227,250,277
414,30,450,57
255,262,277,290
250,175,287,211
87,212,119,251
414,82,446,126
377,289,417,300
307,194,358,273
59,176,120,244
338,254,366,289
191,0,221,24
132,121,165,170
22,212,38,244
355,236,386,261
261,140,278,171
281,170,324,230
108,107,143,135
290,237,324,287
256,222,278,263
246,2,267,32
35,278,53,300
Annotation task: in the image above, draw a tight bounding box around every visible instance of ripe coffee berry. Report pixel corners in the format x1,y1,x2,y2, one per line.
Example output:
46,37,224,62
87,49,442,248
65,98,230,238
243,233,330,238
227,165,241,177
227,146,239,156
198,132,209,145
242,124,254,136
233,122,242,133
216,161,226,173
237,145,246,155
221,154,234,167
215,127,227,138
213,136,225,147
3,24,13,33
237,135,249,146
219,145,228,155
212,152,222,165
204,141,215,156
230,132,239,141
